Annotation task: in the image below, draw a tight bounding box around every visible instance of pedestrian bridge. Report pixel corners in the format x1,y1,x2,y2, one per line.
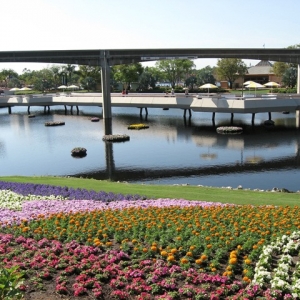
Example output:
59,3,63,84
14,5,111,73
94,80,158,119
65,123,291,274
1,93,300,125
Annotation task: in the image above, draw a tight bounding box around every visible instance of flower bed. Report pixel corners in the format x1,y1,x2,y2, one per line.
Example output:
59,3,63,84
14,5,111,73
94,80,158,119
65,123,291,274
0,181,299,299
216,126,243,134
44,121,65,126
128,123,149,130
102,134,130,142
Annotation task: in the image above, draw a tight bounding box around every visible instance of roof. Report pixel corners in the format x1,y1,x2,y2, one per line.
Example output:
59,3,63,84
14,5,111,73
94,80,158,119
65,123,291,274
247,60,274,75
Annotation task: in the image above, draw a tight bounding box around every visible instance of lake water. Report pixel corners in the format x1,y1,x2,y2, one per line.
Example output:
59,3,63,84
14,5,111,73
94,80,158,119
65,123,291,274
0,105,299,192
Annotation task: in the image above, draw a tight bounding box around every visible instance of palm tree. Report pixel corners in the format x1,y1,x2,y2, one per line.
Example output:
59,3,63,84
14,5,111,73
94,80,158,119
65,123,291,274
63,64,76,85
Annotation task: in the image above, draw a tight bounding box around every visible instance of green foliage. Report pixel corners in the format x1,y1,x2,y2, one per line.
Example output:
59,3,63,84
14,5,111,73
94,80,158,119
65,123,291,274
76,65,101,91
0,69,19,88
112,63,143,90
156,59,195,88
195,66,216,87
1,176,300,206
271,61,289,77
138,66,161,90
282,67,297,88
216,59,247,89
0,266,25,300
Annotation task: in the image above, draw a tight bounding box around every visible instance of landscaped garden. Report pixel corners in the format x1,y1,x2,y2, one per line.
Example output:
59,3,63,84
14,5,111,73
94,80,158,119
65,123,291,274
0,178,300,299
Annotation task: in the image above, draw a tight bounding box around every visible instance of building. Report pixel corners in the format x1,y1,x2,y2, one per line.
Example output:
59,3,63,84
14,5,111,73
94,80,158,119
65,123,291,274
234,60,282,89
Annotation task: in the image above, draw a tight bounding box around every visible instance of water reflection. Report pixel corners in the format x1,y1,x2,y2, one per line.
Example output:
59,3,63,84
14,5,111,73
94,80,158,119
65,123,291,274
0,106,300,191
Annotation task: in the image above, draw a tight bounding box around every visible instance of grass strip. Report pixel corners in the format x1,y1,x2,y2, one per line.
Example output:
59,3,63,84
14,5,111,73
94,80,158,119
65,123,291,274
0,176,299,207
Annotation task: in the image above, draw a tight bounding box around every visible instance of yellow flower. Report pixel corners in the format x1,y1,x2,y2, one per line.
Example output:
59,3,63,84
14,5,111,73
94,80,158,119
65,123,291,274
181,258,189,264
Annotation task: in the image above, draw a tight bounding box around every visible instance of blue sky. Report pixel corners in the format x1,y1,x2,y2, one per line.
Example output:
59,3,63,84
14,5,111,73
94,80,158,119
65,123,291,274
2,0,300,73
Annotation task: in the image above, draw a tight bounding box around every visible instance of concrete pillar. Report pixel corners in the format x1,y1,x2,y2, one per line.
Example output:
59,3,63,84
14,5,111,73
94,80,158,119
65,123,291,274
296,110,300,129
251,113,255,125
298,64,300,94
100,50,112,135
105,140,115,180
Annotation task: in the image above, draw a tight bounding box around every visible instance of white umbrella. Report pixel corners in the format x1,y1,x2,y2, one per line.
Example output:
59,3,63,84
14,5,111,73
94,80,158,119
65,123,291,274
9,87,20,91
264,81,280,87
243,81,255,86
264,82,280,93
245,81,265,96
199,83,218,95
58,85,67,89
20,87,32,91
68,85,79,91
68,84,79,89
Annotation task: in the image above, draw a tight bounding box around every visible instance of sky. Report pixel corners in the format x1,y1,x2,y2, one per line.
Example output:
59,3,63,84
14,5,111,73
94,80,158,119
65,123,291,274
2,0,300,74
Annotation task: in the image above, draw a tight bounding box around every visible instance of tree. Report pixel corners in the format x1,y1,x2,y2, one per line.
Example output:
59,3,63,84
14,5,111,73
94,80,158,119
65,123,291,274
50,66,63,89
216,58,247,89
31,69,55,91
62,64,76,85
271,44,300,78
0,69,19,88
185,75,198,90
138,66,161,90
271,61,289,78
282,67,297,88
112,63,143,90
155,59,195,88
76,66,101,91
18,68,36,87
195,66,216,87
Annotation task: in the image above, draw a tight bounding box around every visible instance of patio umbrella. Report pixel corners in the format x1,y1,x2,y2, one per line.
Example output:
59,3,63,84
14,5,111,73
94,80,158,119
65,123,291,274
58,85,67,92
263,82,280,93
68,85,79,91
9,87,20,91
245,81,265,96
20,87,32,91
199,83,218,95
243,81,255,86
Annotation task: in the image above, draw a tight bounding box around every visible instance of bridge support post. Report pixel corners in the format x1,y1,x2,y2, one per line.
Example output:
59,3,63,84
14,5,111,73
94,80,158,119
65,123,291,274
8,107,11,114
252,113,255,125
231,113,234,124
296,110,300,129
212,112,215,122
64,105,67,114
298,64,300,94
76,105,79,115
268,112,272,120
100,50,112,135
27,106,30,114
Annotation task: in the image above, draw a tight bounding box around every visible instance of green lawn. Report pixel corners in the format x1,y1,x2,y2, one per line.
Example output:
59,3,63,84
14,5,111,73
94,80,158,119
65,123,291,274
0,176,299,207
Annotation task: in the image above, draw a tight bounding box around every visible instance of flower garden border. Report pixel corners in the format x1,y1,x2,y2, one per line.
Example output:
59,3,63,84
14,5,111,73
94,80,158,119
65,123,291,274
45,121,65,127
216,126,243,134
102,134,130,142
